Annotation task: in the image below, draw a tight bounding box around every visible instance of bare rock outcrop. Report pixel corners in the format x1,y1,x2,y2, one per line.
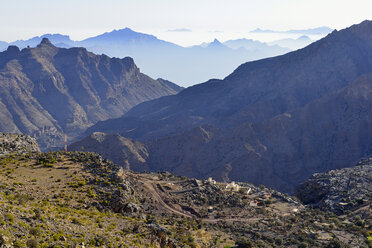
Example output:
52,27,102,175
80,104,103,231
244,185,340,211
295,158,372,214
0,132,40,156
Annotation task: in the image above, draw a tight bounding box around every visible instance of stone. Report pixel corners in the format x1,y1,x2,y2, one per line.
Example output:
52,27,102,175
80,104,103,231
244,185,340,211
0,133,40,156
0,235,11,248
295,158,372,214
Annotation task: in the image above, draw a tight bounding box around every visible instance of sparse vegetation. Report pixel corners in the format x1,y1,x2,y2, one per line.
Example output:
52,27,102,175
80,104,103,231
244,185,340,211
0,146,369,247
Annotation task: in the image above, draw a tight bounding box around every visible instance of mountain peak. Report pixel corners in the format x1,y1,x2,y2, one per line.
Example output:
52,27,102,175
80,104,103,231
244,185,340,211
122,27,134,32
212,38,222,44
111,27,135,34
348,19,372,34
0,41,181,149
6,45,20,54
297,35,311,40
81,27,159,44
39,37,53,46
207,38,226,49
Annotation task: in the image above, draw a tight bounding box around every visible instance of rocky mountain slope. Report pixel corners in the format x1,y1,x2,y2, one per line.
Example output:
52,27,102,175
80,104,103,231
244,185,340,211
0,132,40,156
0,38,182,150
69,132,149,172
0,139,370,247
87,20,372,193
295,158,372,215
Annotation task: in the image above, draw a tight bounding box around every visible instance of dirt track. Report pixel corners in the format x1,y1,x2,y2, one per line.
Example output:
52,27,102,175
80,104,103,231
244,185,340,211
130,174,260,223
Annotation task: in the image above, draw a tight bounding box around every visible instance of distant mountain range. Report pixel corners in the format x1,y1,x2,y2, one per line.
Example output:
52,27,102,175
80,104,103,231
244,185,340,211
251,26,333,35
83,20,372,193
77,31,289,86
0,38,182,150
0,28,305,86
268,35,313,50
222,38,292,55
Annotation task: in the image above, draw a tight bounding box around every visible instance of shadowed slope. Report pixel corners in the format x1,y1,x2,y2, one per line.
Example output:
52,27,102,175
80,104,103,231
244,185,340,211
86,21,372,192
0,38,182,149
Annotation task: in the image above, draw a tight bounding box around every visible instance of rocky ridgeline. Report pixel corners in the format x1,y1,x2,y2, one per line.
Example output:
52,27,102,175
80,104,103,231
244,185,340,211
295,158,372,214
0,132,40,156
0,39,182,150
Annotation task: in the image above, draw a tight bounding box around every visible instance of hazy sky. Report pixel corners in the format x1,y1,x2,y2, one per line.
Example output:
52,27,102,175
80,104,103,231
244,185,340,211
0,0,371,46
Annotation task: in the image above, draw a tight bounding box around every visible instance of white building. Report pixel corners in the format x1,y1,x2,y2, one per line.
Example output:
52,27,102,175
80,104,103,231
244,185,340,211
207,177,216,185
225,181,240,191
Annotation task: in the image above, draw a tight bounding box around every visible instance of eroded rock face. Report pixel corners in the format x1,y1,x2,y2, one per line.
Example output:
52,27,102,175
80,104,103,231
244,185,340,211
295,158,372,214
0,132,40,156
0,39,182,150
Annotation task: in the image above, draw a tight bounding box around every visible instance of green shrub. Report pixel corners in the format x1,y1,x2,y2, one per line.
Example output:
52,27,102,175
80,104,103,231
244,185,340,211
275,238,283,245
235,238,253,248
29,227,42,236
26,239,39,248
51,230,65,242
38,153,57,166
13,240,26,248
325,239,349,248
71,217,84,225
4,213,14,224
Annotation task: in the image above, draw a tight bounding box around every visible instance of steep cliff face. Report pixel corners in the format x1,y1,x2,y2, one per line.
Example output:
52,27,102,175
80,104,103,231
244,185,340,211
0,38,182,149
86,21,372,193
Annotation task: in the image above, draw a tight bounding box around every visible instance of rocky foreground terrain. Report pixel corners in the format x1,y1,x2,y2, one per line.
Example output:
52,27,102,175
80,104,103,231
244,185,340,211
0,133,371,247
